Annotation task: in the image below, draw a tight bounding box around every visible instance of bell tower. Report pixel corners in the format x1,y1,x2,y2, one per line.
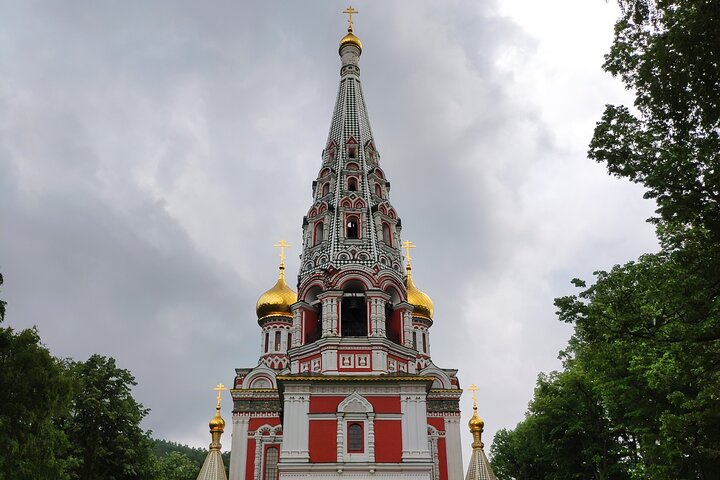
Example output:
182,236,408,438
229,10,465,480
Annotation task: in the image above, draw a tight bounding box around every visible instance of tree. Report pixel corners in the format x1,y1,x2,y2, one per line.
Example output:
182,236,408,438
63,355,159,480
493,1,720,477
589,0,720,237
0,273,73,480
556,245,720,478
490,368,632,480
156,451,198,480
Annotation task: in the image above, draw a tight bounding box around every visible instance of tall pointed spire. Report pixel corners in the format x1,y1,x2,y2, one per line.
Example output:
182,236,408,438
298,9,404,284
196,384,228,480
465,385,497,480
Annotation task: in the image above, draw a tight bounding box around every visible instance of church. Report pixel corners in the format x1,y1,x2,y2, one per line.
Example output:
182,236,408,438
196,9,496,480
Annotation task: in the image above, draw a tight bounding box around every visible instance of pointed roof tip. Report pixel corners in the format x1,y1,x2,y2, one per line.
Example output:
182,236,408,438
340,5,362,52
197,386,228,480
464,384,497,480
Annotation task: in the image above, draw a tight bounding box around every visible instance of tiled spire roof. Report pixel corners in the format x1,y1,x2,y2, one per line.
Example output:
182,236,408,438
298,19,404,284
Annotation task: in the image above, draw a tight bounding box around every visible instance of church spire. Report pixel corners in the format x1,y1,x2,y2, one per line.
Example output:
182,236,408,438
464,385,497,480
298,8,403,286
196,384,228,480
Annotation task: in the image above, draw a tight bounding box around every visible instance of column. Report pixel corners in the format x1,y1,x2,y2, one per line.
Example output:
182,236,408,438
229,415,249,480
444,416,464,479
280,385,310,461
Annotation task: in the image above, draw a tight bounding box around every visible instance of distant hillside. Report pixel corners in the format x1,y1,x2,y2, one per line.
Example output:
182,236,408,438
153,438,230,479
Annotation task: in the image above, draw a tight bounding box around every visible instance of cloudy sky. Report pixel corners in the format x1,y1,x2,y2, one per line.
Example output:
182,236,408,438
1,0,658,463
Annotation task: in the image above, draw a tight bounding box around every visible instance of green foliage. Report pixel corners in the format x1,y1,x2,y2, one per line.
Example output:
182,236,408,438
490,369,631,480
153,439,208,466
156,451,198,480
0,273,205,479
589,0,720,236
153,439,230,480
493,1,720,478
0,324,73,480
556,239,720,478
63,355,159,480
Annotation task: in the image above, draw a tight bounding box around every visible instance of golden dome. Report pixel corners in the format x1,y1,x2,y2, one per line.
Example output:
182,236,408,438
256,265,297,320
406,265,434,319
340,29,362,51
469,409,485,432
209,408,225,433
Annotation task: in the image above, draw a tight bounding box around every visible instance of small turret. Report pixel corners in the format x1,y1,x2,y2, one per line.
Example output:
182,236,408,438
196,384,228,480
464,384,497,480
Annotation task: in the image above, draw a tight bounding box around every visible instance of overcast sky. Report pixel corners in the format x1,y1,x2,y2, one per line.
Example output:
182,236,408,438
1,0,658,463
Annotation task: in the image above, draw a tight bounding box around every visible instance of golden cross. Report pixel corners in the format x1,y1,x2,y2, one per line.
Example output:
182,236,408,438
273,240,291,267
468,384,479,408
402,240,416,264
213,383,228,409
343,6,358,31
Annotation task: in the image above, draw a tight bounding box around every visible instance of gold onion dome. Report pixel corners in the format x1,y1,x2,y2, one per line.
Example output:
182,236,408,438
406,265,434,319
469,409,485,432
256,265,297,320
209,408,225,433
340,29,362,51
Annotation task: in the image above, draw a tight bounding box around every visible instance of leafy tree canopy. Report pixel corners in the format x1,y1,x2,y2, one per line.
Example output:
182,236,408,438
492,1,720,478
64,354,158,480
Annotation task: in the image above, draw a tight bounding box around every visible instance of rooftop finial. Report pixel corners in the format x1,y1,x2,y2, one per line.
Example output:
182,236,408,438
402,240,416,269
467,384,486,450
343,6,358,32
469,383,479,409
273,240,291,276
213,383,227,410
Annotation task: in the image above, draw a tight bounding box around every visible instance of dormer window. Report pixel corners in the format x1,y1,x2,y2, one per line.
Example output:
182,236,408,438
348,146,356,159
321,183,330,196
348,177,358,192
375,184,382,197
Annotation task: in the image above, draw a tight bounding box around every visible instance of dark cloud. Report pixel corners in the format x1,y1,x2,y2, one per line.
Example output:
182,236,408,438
1,0,657,460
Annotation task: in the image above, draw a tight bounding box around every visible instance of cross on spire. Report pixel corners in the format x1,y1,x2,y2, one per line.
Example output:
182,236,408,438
273,240,291,267
213,383,227,409
468,384,479,408
343,6,358,31
402,240,416,266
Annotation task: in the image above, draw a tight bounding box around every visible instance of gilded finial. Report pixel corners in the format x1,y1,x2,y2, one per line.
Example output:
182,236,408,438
468,383,485,449
402,240,416,268
213,383,227,409
343,6,358,32
273,240,291,270
469,383,479,408
208,383,227,449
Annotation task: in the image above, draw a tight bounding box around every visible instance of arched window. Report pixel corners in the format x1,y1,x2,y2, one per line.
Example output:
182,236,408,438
347,423,364,452
321,183,330,196
314,222,324,246
264,332,270,353
375,184,382,197
263,446,279,480
348,177,358,191
274,331,281,351
382,223,392,246
346,217,359,239
341,295,368,336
